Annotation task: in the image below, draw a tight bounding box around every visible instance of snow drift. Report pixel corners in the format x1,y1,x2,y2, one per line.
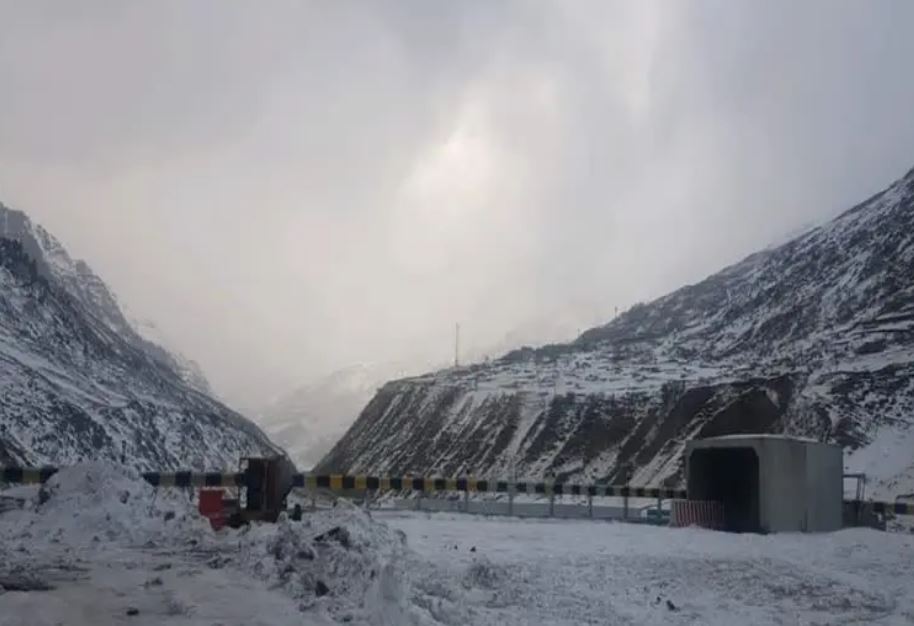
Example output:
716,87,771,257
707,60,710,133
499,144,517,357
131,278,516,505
0,463,413,624
0,463,207,549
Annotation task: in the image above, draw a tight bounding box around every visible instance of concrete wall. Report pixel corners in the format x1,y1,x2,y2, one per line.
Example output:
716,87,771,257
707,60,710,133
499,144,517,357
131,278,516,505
804,442,843,532
687,436,843,533
758,438,808,533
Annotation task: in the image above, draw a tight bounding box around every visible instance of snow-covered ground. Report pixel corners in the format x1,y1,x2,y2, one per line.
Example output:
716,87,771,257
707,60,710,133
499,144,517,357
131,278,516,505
3,465,914,625
0,464,412,626
383,511,914,625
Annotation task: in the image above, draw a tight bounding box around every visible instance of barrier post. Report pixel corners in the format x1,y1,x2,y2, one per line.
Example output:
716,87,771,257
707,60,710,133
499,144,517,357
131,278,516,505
549,491,555,518
464,488,469,513
656,494,662,524
588,493,593,519
508,482,514,517
623,494,629,520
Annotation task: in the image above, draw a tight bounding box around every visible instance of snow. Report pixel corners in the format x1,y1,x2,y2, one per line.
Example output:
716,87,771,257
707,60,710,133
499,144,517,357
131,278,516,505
3,464,914,625
381,511,914,625
1,204,278,471
704,434,821,443
0,464,413,625
232,505,412,620
845,425,914,499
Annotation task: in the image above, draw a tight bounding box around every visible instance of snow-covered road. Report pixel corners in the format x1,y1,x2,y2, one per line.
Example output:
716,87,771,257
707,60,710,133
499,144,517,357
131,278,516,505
381,511,914,625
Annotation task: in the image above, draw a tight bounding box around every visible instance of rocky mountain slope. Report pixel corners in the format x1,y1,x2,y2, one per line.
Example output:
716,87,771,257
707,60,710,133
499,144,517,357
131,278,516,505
0,202,280,470
260,316,584,471
319,166,914,499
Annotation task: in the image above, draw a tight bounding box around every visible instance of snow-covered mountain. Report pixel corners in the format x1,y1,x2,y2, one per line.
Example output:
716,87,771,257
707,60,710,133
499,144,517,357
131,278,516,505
260,315,588,472
129,315,214,396
257,363,416,470
319,166,914,499
0,202,280,470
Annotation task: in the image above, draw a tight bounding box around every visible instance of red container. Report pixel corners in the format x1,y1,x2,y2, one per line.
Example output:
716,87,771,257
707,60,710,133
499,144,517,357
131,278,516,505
199,489,226,530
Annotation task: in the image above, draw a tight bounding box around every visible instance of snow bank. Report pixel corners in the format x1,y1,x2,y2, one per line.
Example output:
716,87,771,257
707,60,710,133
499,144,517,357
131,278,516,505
1,462,207,548
230,505,414,624
0,463,418,624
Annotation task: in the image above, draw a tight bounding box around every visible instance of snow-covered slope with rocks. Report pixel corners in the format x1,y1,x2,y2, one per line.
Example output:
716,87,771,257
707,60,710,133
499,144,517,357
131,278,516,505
0,202,279,470
320,166,914,499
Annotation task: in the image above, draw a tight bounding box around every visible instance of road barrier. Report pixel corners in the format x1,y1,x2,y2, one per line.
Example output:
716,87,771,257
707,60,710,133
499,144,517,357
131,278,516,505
3,466,912,516
0,467,58,484
0,466,685,498
292,474,688,499
0,466,245,488
142,471,245,487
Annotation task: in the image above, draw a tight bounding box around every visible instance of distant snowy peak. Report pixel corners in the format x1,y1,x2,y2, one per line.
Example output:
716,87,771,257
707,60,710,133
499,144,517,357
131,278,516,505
130,316,214,396
259,362,419,470
320,164,914,499
277,363,408,406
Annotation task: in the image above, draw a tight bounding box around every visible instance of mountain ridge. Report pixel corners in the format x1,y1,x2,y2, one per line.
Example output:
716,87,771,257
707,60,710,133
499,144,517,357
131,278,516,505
319,165,914,498
0,202,280,470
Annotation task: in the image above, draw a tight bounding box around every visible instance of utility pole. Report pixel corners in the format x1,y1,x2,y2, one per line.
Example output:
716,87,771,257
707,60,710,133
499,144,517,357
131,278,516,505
454,323,460,368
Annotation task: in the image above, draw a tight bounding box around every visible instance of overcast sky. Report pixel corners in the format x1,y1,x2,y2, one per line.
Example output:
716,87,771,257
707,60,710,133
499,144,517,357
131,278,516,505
2,1,914,409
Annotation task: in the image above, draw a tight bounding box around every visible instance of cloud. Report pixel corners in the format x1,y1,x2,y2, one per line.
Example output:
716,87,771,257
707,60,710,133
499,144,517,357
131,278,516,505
1,1,913,407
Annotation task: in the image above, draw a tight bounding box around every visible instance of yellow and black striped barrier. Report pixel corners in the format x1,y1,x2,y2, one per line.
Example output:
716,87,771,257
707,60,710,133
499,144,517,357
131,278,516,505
0,466,243,488
861,500,914,516
141,471,245,488
287,474,690,499
1,466,58,484
5,466,913,514
1,466,686,498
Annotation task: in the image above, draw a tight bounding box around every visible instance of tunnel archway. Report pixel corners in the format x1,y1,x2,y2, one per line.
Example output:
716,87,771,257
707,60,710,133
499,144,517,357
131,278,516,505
687,447,761,533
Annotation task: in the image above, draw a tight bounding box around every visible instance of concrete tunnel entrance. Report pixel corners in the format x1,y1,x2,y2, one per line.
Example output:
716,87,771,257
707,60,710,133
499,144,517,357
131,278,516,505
687,447,761,533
